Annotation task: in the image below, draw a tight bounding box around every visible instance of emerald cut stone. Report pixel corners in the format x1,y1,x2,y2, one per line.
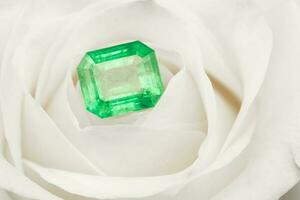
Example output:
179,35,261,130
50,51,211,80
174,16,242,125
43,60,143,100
77,41,164,118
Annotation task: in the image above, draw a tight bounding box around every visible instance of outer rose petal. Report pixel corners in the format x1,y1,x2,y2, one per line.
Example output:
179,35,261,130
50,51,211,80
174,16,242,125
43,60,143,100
0,156,61,200
0,106,4,156
282,182,300,200
211,0,300,199
0,190,13,200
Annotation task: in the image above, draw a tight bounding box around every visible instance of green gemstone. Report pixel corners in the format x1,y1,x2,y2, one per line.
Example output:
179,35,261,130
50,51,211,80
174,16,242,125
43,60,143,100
77,41,164,118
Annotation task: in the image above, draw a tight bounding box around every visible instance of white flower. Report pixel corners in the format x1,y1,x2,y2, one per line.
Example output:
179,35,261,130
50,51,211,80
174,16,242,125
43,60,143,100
0,0,300,199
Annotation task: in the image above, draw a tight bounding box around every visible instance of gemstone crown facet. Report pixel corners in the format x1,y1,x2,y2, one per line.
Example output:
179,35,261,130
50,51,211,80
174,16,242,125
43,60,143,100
77,41,164,118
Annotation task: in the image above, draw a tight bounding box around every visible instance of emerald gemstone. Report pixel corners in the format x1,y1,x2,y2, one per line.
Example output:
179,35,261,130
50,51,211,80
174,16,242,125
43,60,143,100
77,41,164,118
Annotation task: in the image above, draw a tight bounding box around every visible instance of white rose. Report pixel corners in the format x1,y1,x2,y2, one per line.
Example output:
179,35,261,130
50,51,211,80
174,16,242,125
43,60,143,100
1,0,300,200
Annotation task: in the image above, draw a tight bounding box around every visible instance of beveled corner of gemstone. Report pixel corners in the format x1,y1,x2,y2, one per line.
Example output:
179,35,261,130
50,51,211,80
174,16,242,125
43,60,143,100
77,41,164,118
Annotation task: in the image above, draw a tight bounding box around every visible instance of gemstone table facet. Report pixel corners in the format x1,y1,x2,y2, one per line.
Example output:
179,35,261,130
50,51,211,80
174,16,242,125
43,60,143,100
77,41,164,118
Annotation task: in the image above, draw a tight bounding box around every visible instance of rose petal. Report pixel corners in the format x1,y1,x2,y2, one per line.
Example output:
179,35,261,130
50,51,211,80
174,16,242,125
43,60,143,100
22,93,103,174
24,159,186,199
0,190,13,200
211,145,299,200
0,1,22,64
190,4,271,172
0,106,5,156
281,182,300,200
0,156,61,200
219,8,272,152
141,69,207,132
210,1,300,199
